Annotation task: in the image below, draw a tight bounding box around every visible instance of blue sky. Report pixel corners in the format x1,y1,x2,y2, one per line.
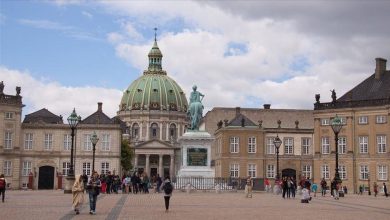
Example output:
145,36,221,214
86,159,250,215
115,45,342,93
1,1,389,118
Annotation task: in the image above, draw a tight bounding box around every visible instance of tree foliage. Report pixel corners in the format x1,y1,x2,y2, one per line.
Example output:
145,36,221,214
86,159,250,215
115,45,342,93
121,139,133,172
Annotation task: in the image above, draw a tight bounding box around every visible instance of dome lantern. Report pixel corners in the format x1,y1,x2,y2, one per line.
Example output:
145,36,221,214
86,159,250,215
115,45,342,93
147,28,163,73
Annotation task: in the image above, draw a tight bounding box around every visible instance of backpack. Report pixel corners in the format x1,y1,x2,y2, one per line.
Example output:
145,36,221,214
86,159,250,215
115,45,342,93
163,182,173,194
0,179,5,189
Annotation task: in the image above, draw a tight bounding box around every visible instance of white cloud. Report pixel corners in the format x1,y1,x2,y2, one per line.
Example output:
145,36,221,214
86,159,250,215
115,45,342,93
81,11,93,19
107,32,125,44
0,66,122,120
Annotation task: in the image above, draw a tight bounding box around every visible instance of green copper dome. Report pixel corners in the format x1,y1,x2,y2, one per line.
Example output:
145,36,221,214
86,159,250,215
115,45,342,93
120,40,188,112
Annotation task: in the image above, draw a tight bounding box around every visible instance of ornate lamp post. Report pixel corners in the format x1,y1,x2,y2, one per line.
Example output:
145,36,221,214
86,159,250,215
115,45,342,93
64,108,81,194
273,135,282,181
331,115,343,185
368,172,371,195
90,131,99,174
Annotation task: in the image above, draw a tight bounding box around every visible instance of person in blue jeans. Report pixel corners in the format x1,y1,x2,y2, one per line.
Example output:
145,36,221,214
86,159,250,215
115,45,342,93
87,172,101,215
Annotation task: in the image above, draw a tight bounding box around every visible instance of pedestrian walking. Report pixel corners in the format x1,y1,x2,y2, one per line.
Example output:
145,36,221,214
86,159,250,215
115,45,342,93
245,176,253,198
264,178,271,193
0,174,6,202
373,182,378,197
72,175,84,215
161,176,174,212
321,178,327,197
311,182,318,197
87,172,101,215
383,182,388,197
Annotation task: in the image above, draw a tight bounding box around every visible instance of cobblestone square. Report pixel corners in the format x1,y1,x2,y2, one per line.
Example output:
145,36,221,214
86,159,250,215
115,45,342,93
1,190,389,220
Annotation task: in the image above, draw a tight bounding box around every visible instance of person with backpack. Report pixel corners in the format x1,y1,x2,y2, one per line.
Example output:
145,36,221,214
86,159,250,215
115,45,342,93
87,172,101,215
0,174,6,202
161,176,174,212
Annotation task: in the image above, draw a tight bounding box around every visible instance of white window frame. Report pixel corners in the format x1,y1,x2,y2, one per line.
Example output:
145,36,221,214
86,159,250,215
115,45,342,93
266,137,275,154
248,164,256,178
321,165,330,180
24,133,33,150
62,162,70,176
339,165,347,180
338,136,346,154
5,112,13,119
284,137,294,155
358,116,368,124
359,136,368,154
64,134,71,151
377,135,386,153
321,118,330,126
84,134,92,151
302,138,311,155
321,137,330,154
3,160,12,176
229,137,239,153
302,165,312,179
83,162,91,176
360,165,369,180
229,163,239,178
340,117,347,125
266,164,275,178
4,131,12,149
248,137,256,153
378,165,388,181
376,115,387,124
22,161,32,176
101,162,110,175
101,134,110,151
44,133,53,150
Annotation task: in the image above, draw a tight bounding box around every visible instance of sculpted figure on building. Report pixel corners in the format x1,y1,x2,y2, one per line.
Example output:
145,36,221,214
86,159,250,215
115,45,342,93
187,85,204,131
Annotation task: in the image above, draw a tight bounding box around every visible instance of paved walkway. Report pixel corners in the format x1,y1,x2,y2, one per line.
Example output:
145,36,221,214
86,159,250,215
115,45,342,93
1,190,389,220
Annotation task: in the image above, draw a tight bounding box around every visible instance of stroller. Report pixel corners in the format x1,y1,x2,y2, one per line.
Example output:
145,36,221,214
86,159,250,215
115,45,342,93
301,188,312,203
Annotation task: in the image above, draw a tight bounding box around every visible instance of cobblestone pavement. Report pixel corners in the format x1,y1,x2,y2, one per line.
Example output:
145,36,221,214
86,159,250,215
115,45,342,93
1,190,389,220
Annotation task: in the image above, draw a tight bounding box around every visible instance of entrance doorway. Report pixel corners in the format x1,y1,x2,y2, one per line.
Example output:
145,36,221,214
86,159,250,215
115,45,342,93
282,168,296,180
38,166,55,189
150,168,157,177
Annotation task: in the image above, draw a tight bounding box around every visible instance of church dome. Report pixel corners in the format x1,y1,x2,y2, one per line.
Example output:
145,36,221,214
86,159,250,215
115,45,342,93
119,39,188,112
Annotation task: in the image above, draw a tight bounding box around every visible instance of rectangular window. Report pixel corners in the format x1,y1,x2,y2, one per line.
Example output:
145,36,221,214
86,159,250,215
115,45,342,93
358,116,368,124
284,138,294,155
248,164,256,178
62,162,70,176
321,118,330,126
378,165,388,181
101,162,110,175
22,161,32,176
360,165,369,180
302,138,311,155
266,137,275,154
248,137,256,153
340,117,347,125
377,135,386,153
4,131,12,149
102,134,110,151
266,164,275,178
84,134,92,151
44,133,53,150
359,136,368,154
83,162,91,176
64,134,71,151
3,161,12,176
339,165,347,180
229,137,239,153
321,137,330,154
321,165,330,179
376,115,387,124
5,112,13,119
229,163,239,177
302,165,312,179
24,133,33,150
338,136,346,154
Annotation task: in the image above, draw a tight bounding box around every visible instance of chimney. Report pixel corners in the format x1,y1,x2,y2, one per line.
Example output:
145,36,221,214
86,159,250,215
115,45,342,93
375,57,387,79
98,102,103,112
235,107,240,116
263,104,271,109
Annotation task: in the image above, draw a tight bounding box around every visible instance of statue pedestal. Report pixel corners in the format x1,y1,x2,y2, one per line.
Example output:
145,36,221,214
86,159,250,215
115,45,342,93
64,175,75,194
177,131,215,177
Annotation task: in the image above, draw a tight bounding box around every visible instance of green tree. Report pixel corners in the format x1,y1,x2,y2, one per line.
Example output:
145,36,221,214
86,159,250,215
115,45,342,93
121,139,133,172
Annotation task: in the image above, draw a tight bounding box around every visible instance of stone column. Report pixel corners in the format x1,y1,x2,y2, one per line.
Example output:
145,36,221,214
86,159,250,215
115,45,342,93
139,122,143,140
146,122,149,140
134,154,138,169
166,123,170,141
145,154,150,175
160,122,163,140
170,154,174,178
159,154,164,177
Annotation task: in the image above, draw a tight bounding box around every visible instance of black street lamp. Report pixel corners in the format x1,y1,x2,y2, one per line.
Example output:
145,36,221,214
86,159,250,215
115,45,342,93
273,135,282,181
331,115,343,185
90,131,99,174
368,172,371,195
64,108,81,194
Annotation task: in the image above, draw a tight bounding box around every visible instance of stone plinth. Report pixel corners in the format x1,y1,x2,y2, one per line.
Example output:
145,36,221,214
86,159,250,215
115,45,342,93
64,175,75,194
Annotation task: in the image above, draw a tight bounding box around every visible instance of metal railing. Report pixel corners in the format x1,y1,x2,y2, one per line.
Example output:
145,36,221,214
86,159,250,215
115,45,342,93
171,177,265,191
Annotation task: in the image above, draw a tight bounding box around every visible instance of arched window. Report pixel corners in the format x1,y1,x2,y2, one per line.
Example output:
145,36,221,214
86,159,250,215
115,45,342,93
170,124,177,140
132,123,139,139
151,123,159,139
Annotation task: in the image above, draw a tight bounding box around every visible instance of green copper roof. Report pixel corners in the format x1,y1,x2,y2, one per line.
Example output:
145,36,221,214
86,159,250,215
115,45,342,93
120,40,188,112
